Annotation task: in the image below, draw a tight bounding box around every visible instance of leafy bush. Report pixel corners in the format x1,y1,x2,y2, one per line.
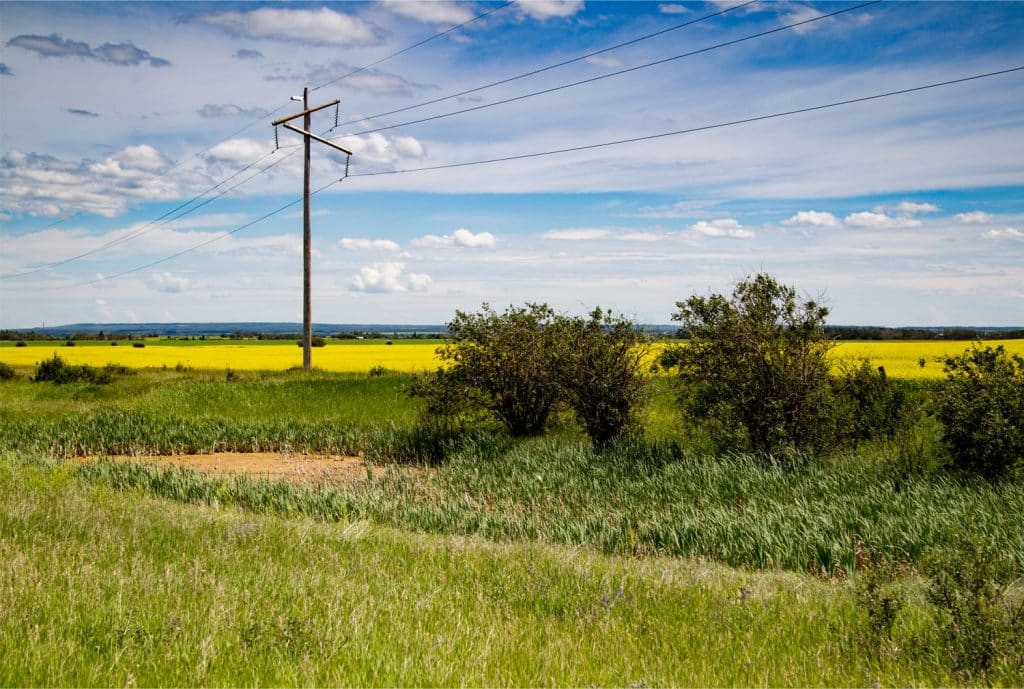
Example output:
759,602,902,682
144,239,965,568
936,344,1024,479
368,365,387,377
831,359,907,442
854,543,907,658
15,341,27,348
923,533,1024,683
0,362,16,380
557,308,651,448
413,303,564,437
661,273,835,455
33,354,113,385
132,342,145,349
296,336,326,348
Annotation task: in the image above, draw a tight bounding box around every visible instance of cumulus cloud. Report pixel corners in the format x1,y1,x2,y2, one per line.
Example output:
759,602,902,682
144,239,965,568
199,7,384,46
659,3,690,14
542,228,610,240
379,0,475,25
148,272,190,293
349,262,432,293
198,104,269,119
0,146,178,217
0,63,13,76
339,238,401,252
893,201,939,215
981,227,1024,241
412,228,496,249
6,34,170,67
515,0,585,20
954,211,994,224
690,218,754,239
66,108,99,118
233,48,263,60
205,138,269,165
781,210,840,228
844,211,922,229
330,132,427,168
781,4,826,34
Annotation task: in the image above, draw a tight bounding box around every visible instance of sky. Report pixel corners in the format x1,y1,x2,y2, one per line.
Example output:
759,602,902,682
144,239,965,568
1,0,1023,328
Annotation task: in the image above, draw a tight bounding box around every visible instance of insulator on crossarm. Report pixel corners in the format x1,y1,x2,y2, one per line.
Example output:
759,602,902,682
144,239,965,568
274,126,279,151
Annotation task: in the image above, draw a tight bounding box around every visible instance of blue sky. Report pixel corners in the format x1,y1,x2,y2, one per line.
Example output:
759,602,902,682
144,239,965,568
1,0,1023,328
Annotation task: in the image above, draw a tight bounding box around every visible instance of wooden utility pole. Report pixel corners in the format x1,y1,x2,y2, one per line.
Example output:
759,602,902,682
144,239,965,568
272,88,352,370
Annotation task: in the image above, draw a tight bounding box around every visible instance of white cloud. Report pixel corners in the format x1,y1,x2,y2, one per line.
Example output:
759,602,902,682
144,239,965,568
690,218,754,239
378,0,475,25
147,272,190,293
781,4,826,34
893,201,939,215
616,231,665,242
981,227,1024,241
514,0,586,20
542,228,610,240
781,210,840,228
954,211,995,224
339,238,401,252
198,7,384,46
658,3,690,14
585,54,623,68
206,138,269,165
331,132,427,168
348,262,431,293
412,228,496,248
844,211,922,229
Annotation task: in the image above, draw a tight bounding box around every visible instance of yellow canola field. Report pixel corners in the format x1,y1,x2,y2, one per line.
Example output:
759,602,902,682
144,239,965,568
1,339,1022,379
0,342,442,374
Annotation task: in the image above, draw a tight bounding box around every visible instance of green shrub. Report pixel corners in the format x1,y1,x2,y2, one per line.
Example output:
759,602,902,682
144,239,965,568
661,273,835,455
936,344,1024,479
831,359,907,443
0,362,16,380
923,533,1024,683
296,337,326,348
557,308,651,448
854,543,907,658
32,354,113,385
132,342,145,349
412,303,564,437
368,365,387,377
15,341,27,348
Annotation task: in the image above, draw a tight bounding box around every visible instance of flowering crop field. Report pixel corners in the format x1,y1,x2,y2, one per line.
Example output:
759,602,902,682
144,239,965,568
1,338,1022,378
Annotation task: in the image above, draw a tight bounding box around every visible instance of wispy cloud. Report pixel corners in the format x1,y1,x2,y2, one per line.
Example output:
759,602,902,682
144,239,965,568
0,63,13,76
514,0,585,20
981,227,1024,241
955,211,994,224
6,33,170,67
65,108,99,118
198,104,269,120
148,272,190,293
542,228,611,240
233,49,263,60
658,4,690,15
844,212,922,229
339,238,401,252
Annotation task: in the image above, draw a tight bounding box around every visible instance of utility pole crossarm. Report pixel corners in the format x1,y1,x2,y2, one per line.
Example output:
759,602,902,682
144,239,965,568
271,100,340,126
281,122,353,155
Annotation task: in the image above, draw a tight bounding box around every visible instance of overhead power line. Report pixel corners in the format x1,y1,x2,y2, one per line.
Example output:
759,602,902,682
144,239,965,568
337,0,880,139
40,65,1023,292
347,66,1024,177
338,0,758,130
311,1,514,92
55,178,344,291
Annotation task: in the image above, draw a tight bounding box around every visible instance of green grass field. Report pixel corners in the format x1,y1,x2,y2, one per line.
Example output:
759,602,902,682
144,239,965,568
2,365,1022,685
0,457,971,686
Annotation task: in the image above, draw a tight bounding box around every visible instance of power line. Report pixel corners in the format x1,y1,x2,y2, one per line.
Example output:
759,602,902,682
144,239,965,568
5,3,512,275
336,0,880,139
53,178,343,291
311,1,514,92
336,0,758,130
2,148,290,279
347,66,1024,178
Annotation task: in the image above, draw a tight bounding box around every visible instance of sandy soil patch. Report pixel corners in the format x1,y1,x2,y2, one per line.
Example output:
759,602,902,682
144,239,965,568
77,452,389,488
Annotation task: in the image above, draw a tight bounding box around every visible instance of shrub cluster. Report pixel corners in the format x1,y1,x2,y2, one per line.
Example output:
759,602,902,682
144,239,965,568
0,361,16,380
412,303,651,448
33,354,120,385
936,344,1024,479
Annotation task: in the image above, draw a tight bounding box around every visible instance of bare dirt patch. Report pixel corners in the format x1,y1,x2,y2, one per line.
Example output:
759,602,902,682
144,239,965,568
77,452,393,488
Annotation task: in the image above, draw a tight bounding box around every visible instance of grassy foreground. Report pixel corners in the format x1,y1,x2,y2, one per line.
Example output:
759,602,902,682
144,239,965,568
0,458,962,686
